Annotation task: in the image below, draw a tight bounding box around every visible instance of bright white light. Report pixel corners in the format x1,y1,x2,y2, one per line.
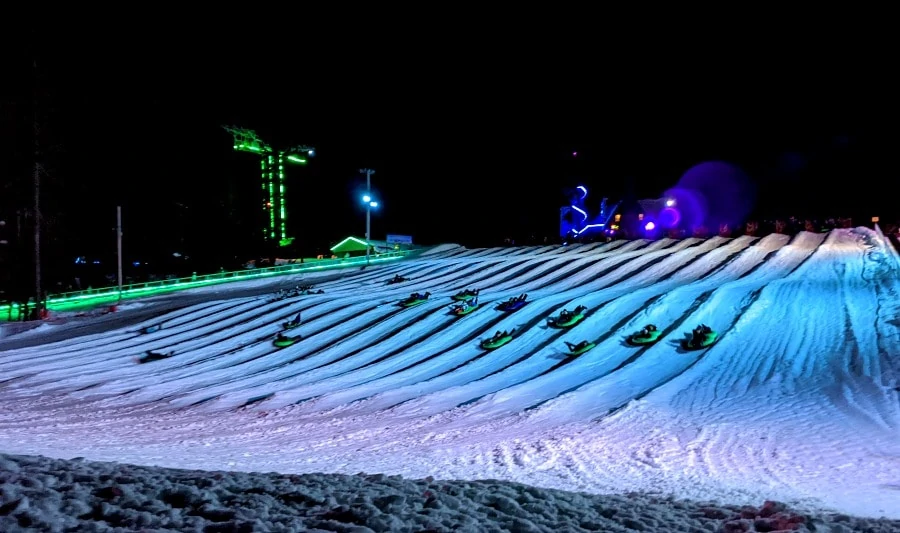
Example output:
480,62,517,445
363,195,371,203
666,199,675,207
370,201,379,208
645,222,655,231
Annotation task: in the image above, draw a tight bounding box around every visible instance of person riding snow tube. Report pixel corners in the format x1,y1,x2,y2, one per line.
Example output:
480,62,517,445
450,296,479,316
301,289,325,295
564,340,596,356
282,312,303,330
482,329,516,350
681,324,717,350
273,332,300,348
135,350,174,364
386,274,409,285
547,305,588,328
451,288,479,302
497,293,527,312
400,291,431,307
139,324,162,334
627,323,661,346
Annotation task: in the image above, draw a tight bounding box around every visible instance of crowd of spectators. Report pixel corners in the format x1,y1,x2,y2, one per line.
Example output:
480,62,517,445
506,216,900,247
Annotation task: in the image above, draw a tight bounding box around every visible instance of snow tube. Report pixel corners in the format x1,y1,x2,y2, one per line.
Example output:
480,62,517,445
681,331,718,350
497,299,527,312
627,329,661,346
548,308,587,329
482,333,513,350
282,321,301,330
451,290,478,302
400,294,430,307
135,351,173,364
273,336,299,348
450,303,479,316
566,342,596,356
140,324,162,334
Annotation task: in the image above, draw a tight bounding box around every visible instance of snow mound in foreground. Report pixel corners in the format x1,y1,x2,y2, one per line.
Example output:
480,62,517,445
2,454,898,533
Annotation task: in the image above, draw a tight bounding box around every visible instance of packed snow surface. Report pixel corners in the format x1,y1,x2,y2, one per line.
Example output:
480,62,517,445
2,228,900,530
4,453,899,532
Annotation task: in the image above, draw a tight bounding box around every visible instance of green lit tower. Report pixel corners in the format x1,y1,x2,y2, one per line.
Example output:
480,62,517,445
222,126,315,247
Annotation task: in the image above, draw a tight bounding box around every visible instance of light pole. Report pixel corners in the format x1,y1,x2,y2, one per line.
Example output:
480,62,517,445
360,168,377,264
116,206,123,304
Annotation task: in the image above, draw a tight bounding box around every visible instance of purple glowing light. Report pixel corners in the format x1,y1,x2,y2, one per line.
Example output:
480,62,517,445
666,161,755,231
659,207,681,228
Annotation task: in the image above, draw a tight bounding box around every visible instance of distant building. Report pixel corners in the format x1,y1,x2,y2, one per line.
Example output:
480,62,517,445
329,236,403,257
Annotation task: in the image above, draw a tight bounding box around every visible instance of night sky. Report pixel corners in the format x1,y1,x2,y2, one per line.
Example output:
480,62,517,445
2,26,897,279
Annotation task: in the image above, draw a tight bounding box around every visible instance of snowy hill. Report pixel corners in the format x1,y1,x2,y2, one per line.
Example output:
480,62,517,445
1,227,899,528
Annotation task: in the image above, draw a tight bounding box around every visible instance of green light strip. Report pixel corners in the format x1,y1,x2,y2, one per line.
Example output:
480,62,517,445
236,144,264,153
267,155,275,239
0,252,411,320
278,153,287,241
261,157,269,239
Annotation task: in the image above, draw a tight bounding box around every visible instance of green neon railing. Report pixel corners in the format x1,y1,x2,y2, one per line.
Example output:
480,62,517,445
1,251,411,321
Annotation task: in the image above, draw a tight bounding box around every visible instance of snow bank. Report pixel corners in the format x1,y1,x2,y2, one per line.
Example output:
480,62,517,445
2,454,897,533
0,322,44,340
0,321,69,341
874,224,900,270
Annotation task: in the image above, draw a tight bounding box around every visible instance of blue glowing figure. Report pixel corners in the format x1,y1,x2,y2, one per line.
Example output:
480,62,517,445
560,186,620,240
